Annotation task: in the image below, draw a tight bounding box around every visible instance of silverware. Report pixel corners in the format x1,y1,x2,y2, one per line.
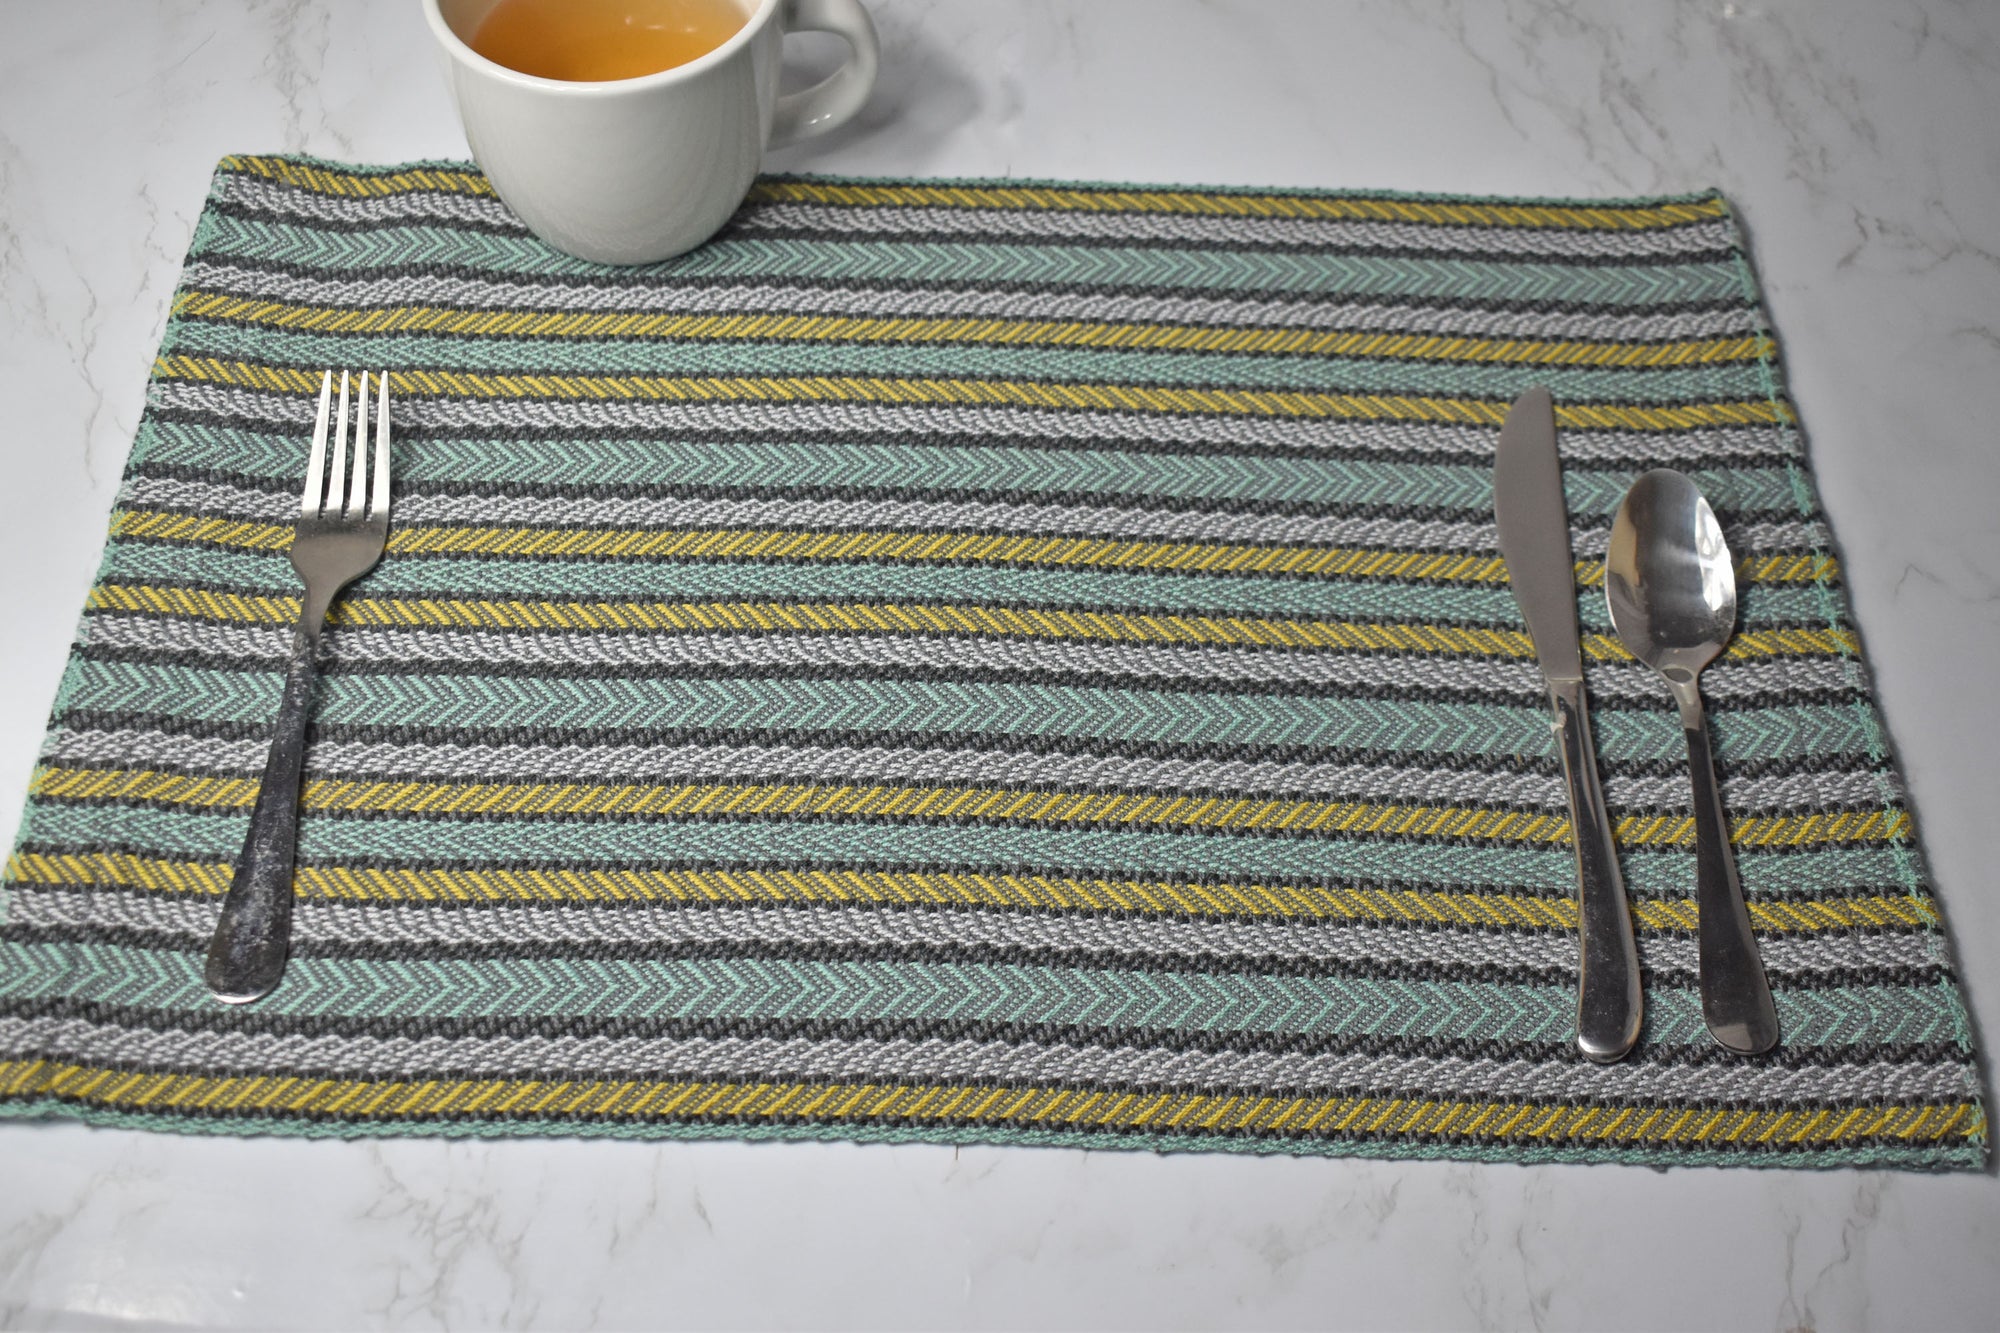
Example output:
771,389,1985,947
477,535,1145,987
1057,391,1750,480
205,370,392,1004
1605,469,1779,1055
1494,386,1643,1063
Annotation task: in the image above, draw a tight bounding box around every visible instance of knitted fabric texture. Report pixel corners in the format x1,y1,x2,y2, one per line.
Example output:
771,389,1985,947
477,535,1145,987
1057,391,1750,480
0,155,1986,1169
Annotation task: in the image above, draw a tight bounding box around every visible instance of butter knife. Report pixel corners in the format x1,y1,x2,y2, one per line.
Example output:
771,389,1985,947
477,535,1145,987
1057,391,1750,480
1495,386,1643,1063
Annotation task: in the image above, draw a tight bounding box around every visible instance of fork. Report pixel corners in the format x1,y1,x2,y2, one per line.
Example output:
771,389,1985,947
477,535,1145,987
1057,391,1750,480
205,370,392,1003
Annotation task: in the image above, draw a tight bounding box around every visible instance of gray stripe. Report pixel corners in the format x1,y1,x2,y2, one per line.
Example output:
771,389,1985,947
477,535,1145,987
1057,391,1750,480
225,175,523,229
1,1012,1971,1106
96,729,1571,806
116,479,1830,565
80,609,1553,689
734,201,1743,261
5,891,1943,979
26,891,1569,967
222,174,1740,262
181,259,1763,343
125,473,1502,550
47,722,1566,804
78,611,1863,709
153,380,1803,467
119,473,1834,557
38,720,1899,814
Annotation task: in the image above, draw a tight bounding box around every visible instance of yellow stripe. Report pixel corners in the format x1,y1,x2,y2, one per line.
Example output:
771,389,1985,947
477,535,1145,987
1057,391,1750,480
85,583,1860,660
26,765,1915,850
222,155,496,199
113,510,1842,589
119,512,295,554
3,1058,1978,1148
149,356,1792,432
170,291,1773,369
218,155,1724,230
1577,552,1839,588
745,180,1731,231
6,850,1940,934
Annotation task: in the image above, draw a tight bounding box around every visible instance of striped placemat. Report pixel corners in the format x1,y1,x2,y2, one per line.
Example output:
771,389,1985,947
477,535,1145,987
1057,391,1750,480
0,155,1985,1168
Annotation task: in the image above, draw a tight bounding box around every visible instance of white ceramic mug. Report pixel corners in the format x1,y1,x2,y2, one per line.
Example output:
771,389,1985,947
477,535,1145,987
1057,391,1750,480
423,0,878,264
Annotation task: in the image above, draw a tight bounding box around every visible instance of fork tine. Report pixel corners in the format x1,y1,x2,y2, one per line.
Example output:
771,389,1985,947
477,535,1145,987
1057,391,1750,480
327,371,351,516
371,370,392,517
301,371,333,515
348,371,370,517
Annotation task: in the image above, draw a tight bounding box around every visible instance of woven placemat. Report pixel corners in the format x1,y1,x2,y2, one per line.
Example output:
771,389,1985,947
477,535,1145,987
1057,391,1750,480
0,155,1985,1168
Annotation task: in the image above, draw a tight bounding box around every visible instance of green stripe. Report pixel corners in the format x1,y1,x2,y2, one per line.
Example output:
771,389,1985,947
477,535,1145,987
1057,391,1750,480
197,215,1751,307
13,803,1910,899
57,661,1563,751
134,422,1809,518
95,540,1848,630
54,660,1878,763
0,940,1578,1037
166,319,1775,405
0,939,1962,1049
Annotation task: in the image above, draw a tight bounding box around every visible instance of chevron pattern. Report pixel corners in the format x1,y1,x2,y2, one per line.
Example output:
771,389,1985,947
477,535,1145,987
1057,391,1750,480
133,420,1814,516
198,215,1752,306
2,939,1975,1050
169,290,1779,370
0,156,1983,1171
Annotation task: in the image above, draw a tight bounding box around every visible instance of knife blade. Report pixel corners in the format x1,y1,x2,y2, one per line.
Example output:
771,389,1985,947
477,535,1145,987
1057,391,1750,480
1495,386,1643,1063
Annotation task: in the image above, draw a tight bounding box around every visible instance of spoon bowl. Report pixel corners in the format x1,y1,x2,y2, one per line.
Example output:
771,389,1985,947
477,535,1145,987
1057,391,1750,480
1604,470,1736,684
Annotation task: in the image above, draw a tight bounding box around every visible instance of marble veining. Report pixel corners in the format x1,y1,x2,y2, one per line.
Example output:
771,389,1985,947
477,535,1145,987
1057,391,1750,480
2,1,1998,1328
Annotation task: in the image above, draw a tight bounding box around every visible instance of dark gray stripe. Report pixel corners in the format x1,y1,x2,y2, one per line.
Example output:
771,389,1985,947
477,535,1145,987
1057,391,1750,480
39,721,1896,814
77,613,1861,708
119,473,1835,557
150,381,1805,463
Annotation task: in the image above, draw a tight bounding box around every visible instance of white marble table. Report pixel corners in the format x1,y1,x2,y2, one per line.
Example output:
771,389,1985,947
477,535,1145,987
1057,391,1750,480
2,2,1996,1328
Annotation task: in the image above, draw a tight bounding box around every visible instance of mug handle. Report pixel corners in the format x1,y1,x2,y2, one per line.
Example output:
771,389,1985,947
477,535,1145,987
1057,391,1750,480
770,0,879,148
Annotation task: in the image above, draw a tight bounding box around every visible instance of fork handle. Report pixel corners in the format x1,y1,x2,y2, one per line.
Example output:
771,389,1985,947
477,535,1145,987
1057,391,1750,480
205,628,321,1003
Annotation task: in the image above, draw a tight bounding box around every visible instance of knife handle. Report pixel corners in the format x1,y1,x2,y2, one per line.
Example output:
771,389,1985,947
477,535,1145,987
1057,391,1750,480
1549,677,1643,1063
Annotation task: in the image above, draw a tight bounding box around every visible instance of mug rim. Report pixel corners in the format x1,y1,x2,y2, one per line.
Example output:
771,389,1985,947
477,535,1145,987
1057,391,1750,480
421,0,782,96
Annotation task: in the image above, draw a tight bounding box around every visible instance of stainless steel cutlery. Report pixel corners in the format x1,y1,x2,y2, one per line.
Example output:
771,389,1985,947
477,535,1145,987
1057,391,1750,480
1606,469,1779,1055
205,370,392,1004
1495,386,1645,1063
1497,387,1778,1059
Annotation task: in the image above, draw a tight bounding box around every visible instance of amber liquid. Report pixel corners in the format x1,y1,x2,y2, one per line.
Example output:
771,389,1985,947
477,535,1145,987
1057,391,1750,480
468,0,748,82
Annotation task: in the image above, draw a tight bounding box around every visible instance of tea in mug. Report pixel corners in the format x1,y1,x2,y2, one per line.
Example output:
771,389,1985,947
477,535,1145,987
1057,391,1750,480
469,0,748,82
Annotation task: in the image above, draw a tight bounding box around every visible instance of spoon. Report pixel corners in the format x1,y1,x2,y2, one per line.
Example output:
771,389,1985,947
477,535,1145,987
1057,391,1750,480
1605,469,1779,1055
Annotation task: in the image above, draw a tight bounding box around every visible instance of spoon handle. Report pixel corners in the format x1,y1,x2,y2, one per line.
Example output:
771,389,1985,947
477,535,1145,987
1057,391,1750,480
1677,689,1780,1055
